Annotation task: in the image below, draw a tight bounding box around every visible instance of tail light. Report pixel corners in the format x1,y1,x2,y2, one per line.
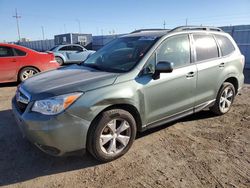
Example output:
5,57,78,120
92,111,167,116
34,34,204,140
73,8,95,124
47,51,55,61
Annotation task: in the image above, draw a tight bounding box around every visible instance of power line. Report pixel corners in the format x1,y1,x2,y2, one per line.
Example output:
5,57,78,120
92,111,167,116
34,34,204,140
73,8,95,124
13,8,21,41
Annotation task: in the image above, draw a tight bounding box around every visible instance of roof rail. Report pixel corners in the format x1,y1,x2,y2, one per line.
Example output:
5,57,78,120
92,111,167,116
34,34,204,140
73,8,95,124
169,26,223,32
131,29,169,34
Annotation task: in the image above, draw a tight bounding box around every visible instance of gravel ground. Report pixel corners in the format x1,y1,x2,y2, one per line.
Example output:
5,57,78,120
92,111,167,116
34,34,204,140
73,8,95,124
0,70,249,188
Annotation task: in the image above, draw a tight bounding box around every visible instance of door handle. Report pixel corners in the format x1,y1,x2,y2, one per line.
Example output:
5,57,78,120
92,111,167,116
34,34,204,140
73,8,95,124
219,62,225,68
186,71,195,78
11,59,17,62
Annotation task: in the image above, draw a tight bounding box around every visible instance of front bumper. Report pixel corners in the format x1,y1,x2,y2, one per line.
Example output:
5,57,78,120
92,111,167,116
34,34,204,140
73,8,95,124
12,98,90,156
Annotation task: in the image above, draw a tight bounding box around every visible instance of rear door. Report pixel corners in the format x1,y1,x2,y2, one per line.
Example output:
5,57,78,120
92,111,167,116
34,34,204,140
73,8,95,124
192,33,222,107
0,46,19,82
58,45,72,62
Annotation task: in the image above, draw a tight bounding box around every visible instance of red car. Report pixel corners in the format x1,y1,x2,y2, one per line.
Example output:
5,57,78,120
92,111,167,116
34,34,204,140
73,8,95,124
0,43,60,83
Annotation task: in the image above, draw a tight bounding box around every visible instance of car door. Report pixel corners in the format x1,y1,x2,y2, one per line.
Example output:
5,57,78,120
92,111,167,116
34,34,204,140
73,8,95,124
67,45,87,62
58,46,72,62
137,34,197,125
191,33,221,107
0,46,19,82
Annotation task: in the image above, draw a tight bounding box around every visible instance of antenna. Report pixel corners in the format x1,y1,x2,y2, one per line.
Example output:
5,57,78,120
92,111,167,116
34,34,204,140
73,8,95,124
13,8,21,42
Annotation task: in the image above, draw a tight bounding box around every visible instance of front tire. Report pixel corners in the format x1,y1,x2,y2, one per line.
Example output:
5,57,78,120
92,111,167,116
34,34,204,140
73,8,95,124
210,82,235,115
87,109,137,162
19,67,39,82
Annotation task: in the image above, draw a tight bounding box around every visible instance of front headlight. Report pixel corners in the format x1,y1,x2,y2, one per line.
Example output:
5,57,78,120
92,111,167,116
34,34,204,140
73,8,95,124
32,92,83,115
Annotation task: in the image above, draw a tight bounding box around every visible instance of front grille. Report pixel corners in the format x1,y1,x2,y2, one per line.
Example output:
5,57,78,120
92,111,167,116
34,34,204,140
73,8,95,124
15,88,30,113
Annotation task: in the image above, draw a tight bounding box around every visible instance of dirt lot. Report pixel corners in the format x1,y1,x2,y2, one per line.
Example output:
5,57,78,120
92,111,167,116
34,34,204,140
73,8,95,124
0,70,249,188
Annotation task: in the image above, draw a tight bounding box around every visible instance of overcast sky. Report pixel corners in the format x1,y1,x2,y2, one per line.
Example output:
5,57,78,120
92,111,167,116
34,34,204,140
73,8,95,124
0,0,250,42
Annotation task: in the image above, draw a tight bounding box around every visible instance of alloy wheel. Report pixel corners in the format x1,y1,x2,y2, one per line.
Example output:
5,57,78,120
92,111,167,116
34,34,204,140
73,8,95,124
21,69,37,80
99,119,131,155
219,87,234,113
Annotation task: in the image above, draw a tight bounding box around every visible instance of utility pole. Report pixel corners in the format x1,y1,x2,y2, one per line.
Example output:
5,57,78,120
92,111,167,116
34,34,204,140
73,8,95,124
163,20,166,29
13,8,21,42
41,26,45,40
64,24,67,33
185,18,188,26
76,19,81,33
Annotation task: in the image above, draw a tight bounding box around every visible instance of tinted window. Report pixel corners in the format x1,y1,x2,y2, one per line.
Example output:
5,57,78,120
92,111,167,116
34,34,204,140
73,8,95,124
193,34,219,62
59,46,72,51
215,34,235,56
0,46,14,57
157,35,190,68
49,46,58,51
72,45,83,51
14,48,26,56
84,36,159,72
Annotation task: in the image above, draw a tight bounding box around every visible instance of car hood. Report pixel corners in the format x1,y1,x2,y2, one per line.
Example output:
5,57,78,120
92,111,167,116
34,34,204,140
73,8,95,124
21,65,118,101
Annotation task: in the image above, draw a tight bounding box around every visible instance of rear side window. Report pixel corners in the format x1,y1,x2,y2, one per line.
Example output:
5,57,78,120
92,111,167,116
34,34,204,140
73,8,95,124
59,46,72,51
193,34,219,62
72,45,83,51
14,48,26,56
0,46,14,57
215,34,235,56
157,34,191,68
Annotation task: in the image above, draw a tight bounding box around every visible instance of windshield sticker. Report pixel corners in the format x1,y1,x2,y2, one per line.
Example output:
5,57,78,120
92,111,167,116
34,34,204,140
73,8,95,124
139,36,157,41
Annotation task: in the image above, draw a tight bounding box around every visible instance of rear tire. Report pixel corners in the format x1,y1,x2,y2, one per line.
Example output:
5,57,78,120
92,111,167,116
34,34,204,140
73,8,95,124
55,56,64,66
210,82,235,115
87,109,137,162
19,67,39,82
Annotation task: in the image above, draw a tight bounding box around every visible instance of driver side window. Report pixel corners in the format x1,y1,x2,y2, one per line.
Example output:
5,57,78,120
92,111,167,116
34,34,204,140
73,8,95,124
157,34,191,68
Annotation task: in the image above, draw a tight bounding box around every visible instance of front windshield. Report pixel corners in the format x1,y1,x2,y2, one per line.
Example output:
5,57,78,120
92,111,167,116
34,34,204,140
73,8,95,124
84,36,159,72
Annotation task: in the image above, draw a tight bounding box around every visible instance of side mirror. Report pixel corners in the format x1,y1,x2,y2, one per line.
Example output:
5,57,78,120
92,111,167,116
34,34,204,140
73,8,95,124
153,61,174,80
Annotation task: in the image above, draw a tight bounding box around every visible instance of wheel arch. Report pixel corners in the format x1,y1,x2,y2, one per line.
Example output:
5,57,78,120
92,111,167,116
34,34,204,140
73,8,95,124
86,103,142,143
54,53,66,62
224,77,239,93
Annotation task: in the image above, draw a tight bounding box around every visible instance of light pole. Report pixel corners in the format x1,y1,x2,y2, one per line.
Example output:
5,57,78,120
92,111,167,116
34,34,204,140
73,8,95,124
13,8,21,42
163,20,166,29
41,26,45,40
76,19,82,33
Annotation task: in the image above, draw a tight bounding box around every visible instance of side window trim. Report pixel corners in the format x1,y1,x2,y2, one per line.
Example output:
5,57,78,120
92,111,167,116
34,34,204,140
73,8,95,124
13,48,27,57
189,34,196,64
189,33,197,63
214,34,236,57
192,33,220,63
212,34,222,58
155,34,192,69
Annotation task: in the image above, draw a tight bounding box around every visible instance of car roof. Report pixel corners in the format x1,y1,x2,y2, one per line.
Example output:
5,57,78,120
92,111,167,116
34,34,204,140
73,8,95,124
57,44,82,47
0,43,35,52
122,30,169,38
123,26,224,38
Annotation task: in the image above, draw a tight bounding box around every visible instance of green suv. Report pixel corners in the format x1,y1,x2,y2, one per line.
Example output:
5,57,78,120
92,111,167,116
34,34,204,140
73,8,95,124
12,26,245,162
